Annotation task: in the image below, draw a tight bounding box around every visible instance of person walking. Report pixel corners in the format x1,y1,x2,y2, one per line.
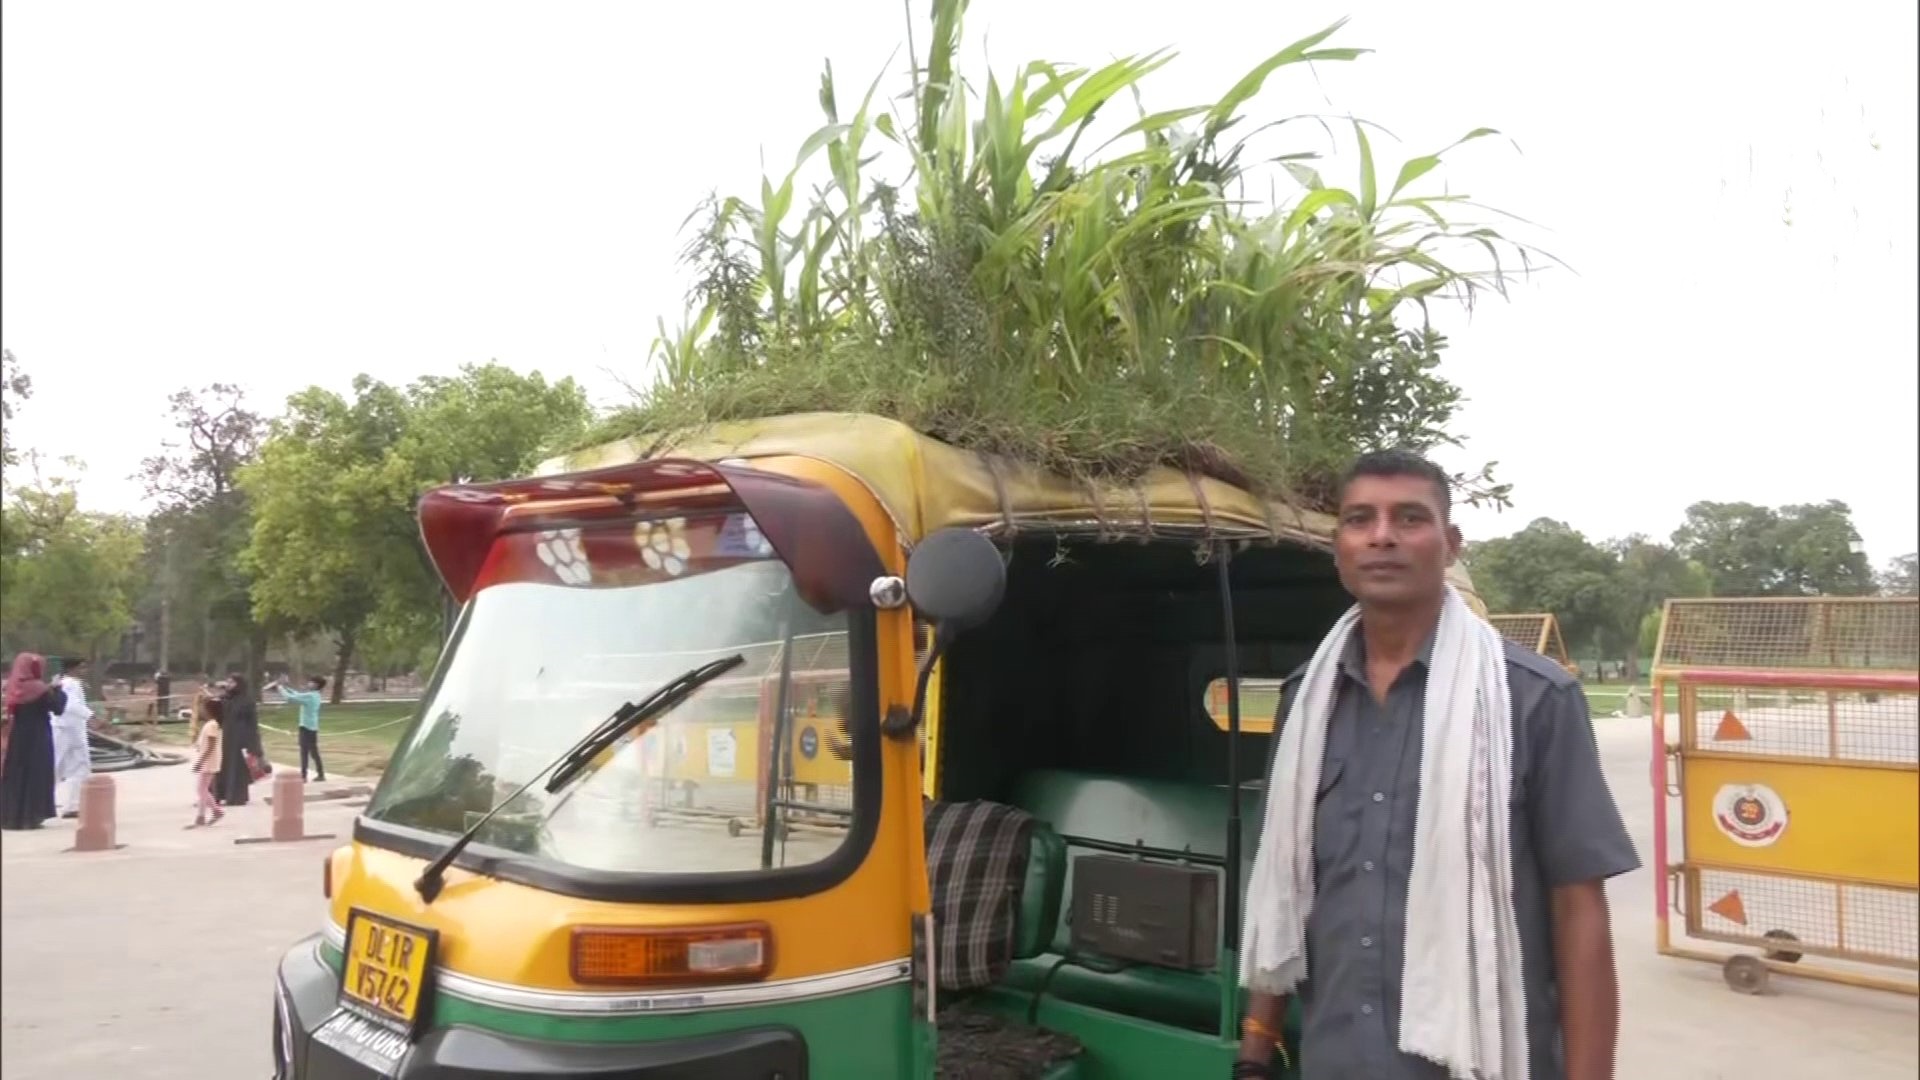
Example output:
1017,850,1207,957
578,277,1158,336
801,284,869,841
1236,450,1637,1080
53,657,96,819
1,653,68,831
268,676,329,782
188,696,225,827
211,674,266,806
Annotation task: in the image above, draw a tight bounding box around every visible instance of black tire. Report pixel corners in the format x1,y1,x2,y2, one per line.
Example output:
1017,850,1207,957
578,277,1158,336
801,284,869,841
1762,929,1803,964
1723,954,1771,995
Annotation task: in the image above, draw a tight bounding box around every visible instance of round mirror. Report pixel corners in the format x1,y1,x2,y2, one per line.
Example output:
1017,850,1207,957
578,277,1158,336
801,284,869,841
905,528,1006,632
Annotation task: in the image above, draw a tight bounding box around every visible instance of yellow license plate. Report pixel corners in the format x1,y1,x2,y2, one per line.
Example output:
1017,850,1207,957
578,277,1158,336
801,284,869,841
340,909,438,1035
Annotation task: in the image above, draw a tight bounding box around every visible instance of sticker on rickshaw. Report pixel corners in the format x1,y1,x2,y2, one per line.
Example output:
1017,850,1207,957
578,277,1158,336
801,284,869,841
340,908,439,1037
1712,783,1789,847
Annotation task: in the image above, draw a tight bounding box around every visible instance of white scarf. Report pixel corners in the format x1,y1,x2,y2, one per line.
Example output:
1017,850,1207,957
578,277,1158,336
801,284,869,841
1239,584,1529,1080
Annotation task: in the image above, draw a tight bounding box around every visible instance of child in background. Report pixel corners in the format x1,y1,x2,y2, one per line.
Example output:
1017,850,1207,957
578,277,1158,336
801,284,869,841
267,675,329,782
189,697,225,828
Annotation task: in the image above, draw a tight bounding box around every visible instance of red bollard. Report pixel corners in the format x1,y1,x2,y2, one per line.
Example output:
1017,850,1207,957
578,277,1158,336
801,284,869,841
73,775,117,852
271,770,305,842
237,769,336,845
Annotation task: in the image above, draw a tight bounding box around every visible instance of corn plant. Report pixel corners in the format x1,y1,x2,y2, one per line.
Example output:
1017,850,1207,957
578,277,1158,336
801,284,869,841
604,0,1544,508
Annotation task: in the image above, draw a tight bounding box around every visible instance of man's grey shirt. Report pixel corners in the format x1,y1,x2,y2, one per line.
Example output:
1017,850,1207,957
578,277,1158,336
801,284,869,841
1255,635,1640,1080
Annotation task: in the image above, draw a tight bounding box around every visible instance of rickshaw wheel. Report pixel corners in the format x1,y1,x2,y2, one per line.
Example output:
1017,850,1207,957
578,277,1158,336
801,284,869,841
1761,929,1803,964
1723,954,1771,995
727,818,744,837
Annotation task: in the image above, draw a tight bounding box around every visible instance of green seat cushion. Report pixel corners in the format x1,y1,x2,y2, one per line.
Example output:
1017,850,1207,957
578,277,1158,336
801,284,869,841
1015,823,1067,960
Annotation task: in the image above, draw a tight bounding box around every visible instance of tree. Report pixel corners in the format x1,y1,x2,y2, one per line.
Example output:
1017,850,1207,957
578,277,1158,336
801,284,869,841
1638,609,1665,664
1,347,29,470
242,377,416,702
1465,518,1622,660
1673,500,1876,597
1881,553,1918,596
0,461,148,663
241,365,592,702
139,384,268,680
400,363,590,486
1605,535,1712,680
399,363,591,640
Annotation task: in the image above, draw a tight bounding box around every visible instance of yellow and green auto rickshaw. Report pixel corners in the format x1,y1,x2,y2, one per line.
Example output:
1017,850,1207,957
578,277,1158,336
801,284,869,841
273,413,1488,1079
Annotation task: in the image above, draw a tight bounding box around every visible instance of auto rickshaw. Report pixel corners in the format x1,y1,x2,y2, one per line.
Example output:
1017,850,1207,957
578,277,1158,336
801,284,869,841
272,412,1489,1079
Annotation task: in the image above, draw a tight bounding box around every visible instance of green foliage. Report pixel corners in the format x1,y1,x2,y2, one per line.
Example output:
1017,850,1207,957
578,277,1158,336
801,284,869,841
1609,533,1712,629
590,3,1536,509
1466,518,1624,656
241,376,413,655
240,363,591,698
402,364,592,485
0,347,29,470
139,384,269,671
1638,609,1664,660
1673,500,1876,597
1467,519,1714,679
1881,553,1918,596
0,461,148,661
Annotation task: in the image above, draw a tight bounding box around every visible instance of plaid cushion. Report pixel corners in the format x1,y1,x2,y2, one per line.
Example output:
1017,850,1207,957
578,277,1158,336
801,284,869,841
924,799,1036,992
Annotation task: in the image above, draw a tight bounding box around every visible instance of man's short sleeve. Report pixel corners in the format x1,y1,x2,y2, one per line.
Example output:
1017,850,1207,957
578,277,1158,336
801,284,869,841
1526,681,1641,887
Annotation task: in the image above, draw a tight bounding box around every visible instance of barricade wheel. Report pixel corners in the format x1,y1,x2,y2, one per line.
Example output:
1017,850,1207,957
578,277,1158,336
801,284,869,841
727,818,744,837
1723,954,1771,995
1761,929,1803,964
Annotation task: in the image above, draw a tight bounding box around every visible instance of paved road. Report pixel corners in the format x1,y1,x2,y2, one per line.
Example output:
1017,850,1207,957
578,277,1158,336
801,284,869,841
1,767,357,1080
2,719,1915,1079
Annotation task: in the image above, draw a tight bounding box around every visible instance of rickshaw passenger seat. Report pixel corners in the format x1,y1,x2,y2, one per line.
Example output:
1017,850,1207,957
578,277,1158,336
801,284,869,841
998,769,1268,1034
1014,823,1067,960
924,799,1066,990
924,801,1086,1076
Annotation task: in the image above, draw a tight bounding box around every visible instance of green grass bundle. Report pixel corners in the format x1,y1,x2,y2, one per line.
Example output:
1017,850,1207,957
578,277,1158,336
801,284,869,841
591,0,1541,511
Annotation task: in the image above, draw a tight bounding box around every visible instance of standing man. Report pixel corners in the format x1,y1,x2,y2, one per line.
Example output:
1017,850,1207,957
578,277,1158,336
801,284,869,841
53,657,96,819
1236,450,1639,1080
268,676,328,783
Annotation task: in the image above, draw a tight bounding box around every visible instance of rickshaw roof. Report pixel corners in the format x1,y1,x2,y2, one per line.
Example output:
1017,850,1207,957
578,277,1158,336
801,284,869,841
541,412,1486,609
543,413,1329,547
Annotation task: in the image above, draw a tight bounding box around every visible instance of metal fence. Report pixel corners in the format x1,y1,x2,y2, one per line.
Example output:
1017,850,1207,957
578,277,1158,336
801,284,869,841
1487,612,1576,673
1652,596,1919,996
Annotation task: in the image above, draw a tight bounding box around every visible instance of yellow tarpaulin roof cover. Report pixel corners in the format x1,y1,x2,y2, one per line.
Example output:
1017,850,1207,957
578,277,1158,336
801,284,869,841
543,412,1485,612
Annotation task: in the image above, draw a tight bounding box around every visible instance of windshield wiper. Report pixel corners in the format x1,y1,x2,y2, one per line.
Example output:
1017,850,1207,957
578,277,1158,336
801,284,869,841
412,653,746,903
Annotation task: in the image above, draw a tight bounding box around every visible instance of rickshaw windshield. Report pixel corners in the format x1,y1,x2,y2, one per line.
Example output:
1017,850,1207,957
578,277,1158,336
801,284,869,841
364,512,861,878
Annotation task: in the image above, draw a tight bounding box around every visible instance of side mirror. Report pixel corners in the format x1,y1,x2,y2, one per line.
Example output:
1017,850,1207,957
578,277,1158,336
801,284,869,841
884,528,1005,741
905,527,1006,633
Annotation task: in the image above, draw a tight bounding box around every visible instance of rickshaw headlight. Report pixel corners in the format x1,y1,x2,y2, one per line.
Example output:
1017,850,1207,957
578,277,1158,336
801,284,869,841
571,922,774,985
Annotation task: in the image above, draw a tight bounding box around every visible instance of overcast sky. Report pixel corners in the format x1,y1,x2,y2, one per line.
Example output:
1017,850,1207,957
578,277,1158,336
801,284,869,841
4,1,1914,564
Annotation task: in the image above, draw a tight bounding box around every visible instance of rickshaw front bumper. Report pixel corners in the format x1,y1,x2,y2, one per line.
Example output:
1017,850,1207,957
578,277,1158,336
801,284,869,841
273,934,809,1078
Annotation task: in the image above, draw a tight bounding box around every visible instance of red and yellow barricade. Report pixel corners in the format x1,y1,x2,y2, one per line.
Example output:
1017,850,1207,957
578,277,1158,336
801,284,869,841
640,653,855,839
1652,597,1919,996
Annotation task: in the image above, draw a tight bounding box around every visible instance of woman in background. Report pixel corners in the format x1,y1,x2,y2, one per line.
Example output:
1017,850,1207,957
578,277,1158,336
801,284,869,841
1,652,68,830
212,673,266,806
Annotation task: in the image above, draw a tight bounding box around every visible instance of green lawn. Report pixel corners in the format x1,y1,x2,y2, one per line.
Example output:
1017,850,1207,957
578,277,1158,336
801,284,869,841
1581,681,1678,716
137,700,418,778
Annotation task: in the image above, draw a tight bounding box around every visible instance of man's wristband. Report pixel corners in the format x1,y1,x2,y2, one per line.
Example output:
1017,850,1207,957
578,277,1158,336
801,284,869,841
1239,1016,1291,1070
